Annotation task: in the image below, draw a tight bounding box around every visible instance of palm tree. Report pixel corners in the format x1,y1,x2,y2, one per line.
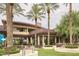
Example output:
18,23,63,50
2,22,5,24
0,3,25,47
40,3,59,45
69,3,73,44
64,3,73,44
6,3,14,47
26,4,45,25
26,4,45,46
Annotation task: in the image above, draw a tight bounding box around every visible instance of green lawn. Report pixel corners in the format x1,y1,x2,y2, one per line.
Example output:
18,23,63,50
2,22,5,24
38,49,79,56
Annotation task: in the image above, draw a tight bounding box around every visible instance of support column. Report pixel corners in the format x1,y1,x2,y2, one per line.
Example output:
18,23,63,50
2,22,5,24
35,34,36,46
59,37,60,43
27,37,29,44
26,28,29,34
63,39,65,44
38,36,40,46
42,35,45,47
55,36,57,44
30,37,33,44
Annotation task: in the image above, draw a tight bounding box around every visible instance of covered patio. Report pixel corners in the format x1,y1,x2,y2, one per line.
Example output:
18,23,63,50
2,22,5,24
26,29,62,47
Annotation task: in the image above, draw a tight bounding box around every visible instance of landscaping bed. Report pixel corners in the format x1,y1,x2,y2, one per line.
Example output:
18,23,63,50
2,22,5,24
53,45,79,53
45,45,53,47
0,46,20,56
65,44,78,48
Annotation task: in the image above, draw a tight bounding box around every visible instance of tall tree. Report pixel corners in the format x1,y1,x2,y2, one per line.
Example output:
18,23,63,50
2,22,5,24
26,4,45,46
0,3,25,47
40,3,59,45
69,3,73,44
64,3,73,44
56,11,79,44
6,3,14,47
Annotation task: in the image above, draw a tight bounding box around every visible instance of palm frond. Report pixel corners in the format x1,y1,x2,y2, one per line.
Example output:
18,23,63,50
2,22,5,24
39,3,59,13
0,3,25,16
26,4,45,23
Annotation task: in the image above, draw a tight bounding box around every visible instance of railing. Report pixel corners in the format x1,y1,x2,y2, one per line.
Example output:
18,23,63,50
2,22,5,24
13,32,29,35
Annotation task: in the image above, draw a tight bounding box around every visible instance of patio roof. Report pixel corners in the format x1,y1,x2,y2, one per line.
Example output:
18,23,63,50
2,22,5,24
29,29,57,36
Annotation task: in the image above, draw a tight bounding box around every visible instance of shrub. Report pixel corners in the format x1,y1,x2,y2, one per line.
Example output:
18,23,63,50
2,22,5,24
5,46,20,54
0,48,5,55
0,44,2,48
65,44,78,48
45,45,53,47
0,46,20,56
56,43,64,47
14,39,21,45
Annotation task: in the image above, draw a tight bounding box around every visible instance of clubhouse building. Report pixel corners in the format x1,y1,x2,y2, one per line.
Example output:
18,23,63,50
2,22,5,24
0,20,66,47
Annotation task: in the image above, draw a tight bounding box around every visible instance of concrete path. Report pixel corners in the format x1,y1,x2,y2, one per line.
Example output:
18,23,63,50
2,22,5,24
3,50,38,56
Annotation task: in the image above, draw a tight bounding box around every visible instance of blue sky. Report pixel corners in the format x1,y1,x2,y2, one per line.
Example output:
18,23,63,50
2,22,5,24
0,3,79,29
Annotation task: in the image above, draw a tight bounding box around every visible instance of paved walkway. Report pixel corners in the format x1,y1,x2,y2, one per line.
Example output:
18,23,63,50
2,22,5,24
3,50,38,56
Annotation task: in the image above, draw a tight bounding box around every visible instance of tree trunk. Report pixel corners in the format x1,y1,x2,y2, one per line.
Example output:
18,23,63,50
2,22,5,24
35,18,37,25
6,3,14,47
69,3,73,44
35,18,37,46
47,10,50,45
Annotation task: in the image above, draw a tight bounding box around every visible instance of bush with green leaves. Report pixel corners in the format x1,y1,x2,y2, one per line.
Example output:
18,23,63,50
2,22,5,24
0,46,20,56
56,43,64,47
0,44,3,48
14,39,21,45
5,46,20,54
65,44,78,48
45,45,53,47
0,48,5,55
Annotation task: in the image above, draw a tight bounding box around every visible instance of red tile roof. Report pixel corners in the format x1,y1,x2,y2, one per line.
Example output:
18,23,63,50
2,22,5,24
29,28,56,35
2,20,46,29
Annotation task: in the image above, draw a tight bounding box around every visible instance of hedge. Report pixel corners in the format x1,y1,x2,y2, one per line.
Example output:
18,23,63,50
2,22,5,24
65,44,78,48
0,46,20,56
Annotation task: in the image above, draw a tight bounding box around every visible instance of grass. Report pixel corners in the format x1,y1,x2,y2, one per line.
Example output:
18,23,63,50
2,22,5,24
38,49,79,56
0,48,5,56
